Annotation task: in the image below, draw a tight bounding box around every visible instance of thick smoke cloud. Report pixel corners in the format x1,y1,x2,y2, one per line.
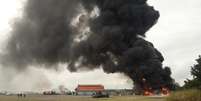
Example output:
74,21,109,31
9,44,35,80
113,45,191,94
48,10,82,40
1,0,175,91
1,0,80,68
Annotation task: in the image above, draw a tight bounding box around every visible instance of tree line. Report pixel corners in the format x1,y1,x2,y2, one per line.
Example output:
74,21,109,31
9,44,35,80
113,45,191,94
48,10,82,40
183,55,201,89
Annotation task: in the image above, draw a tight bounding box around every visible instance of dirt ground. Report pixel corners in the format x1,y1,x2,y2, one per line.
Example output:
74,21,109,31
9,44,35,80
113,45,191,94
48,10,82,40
0,95,166,101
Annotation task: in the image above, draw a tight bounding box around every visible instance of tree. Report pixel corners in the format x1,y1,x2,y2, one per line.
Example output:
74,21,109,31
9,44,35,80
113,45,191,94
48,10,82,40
191,55,201,81
183,55,201,89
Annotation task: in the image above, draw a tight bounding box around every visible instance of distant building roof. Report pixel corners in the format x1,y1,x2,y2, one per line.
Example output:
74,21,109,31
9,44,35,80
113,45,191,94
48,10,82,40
75,85,104,92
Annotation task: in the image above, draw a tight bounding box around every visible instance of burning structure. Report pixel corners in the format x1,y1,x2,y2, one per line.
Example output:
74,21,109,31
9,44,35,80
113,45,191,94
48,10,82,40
1,0,175,94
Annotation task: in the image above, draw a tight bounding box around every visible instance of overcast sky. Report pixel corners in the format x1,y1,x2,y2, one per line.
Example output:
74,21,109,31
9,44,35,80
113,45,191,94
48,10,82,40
0,0,201,91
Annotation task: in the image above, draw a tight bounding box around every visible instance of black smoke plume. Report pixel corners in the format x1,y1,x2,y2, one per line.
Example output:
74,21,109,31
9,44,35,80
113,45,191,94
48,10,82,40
1,0,175,91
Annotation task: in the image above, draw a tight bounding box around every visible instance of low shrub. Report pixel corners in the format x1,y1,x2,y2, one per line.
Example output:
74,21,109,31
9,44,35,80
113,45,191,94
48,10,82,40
166,89,201,101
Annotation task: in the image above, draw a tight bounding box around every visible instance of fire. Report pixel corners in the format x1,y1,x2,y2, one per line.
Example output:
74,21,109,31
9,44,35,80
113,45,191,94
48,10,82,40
142,87,170,96
161,87,170,96
143,90,153,96
143,88,153,96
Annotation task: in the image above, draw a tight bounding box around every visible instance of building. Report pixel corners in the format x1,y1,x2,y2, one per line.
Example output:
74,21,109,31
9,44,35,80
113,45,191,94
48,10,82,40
75,84,104,96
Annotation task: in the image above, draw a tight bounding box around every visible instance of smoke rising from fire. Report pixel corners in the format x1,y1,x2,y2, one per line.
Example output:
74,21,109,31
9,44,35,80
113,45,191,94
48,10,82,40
0,0,175,91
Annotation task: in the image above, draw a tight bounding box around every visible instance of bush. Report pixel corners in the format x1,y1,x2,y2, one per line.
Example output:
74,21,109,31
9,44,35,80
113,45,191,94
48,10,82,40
166,89,201,101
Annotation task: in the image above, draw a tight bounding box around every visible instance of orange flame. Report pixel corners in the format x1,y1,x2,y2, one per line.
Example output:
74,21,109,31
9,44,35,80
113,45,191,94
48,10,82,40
161,87,170,96
143,90,153,96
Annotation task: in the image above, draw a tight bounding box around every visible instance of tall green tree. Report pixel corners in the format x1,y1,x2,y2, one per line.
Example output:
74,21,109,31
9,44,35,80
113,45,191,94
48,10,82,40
184,55,201,89
191,55,201,81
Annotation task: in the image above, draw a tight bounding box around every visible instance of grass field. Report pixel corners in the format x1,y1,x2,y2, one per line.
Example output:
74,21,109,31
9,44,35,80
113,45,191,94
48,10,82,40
166,89,201,101
0,95,166,101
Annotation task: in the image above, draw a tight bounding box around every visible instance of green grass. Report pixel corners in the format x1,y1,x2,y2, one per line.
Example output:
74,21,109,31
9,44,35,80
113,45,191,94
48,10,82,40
166,89,201,101
0,95,165,101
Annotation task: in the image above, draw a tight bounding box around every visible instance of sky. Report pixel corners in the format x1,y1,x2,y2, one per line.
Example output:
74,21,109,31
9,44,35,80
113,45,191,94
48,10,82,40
0,0,201,91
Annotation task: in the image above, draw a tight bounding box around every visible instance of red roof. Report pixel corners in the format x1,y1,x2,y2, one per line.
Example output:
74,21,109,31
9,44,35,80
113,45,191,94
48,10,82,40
75,85,104,92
